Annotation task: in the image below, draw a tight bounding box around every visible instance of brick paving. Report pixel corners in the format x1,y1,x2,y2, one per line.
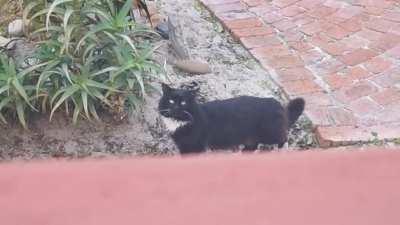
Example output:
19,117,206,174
199,0,400,147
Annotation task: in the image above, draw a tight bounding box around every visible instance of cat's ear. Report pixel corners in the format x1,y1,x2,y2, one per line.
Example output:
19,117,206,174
161,83,172,94
188,86,199,98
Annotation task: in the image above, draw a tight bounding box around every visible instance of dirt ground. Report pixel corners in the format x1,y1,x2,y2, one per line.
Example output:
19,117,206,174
0,0,316,161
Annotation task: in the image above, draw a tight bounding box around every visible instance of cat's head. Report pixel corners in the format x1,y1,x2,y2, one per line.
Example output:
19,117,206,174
158,83,199,121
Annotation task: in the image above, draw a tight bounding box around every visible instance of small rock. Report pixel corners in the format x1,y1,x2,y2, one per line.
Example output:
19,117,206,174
150,14,162,27
8,19,24,37
173,59,212,74
155,20,169,39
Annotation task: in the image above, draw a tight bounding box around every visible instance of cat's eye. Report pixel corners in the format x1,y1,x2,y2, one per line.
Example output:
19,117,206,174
181,101,186,106
169,99,175,104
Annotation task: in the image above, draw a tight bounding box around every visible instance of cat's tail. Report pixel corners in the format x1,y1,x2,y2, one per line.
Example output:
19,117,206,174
286,98,305,127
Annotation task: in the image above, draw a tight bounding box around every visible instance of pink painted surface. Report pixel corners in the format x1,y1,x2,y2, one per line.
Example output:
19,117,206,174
1,149,400,225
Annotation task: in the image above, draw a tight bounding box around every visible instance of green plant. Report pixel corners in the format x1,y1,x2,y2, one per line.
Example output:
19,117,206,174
48,64,118,123
4,0,165,128
0,53,46,128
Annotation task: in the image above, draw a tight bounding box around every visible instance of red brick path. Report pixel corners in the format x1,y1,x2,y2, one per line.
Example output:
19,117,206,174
199,0,400,146
1,149,400,225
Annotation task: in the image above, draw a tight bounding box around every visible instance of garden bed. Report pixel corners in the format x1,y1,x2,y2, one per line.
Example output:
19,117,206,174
0,0,316,161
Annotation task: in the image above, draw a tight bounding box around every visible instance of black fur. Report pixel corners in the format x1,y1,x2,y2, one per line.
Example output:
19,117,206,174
286,98,305,126
158,83,305,154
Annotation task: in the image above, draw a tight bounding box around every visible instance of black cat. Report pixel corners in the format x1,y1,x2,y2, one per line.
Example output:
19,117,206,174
158,83,305,154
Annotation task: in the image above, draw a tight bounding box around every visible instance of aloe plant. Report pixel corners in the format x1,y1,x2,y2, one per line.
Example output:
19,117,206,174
49,64,118,123
7,0,166,127
0,53,47,128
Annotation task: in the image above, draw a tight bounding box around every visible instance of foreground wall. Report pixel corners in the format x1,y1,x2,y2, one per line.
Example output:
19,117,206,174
0,148,399,225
